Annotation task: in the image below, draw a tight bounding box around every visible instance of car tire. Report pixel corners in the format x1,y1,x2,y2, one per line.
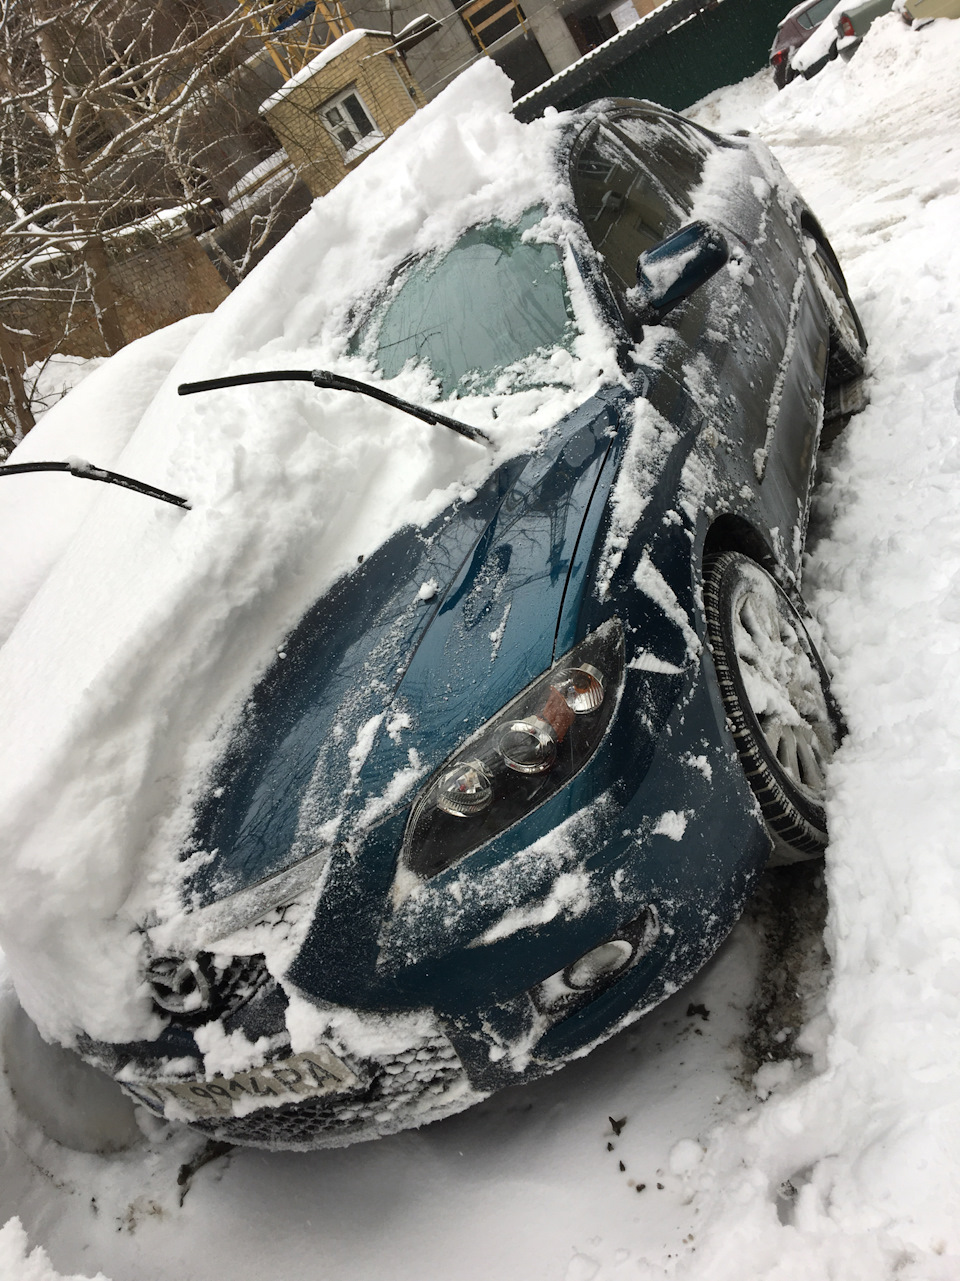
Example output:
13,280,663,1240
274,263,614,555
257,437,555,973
806,234,867,384
703,552,844,863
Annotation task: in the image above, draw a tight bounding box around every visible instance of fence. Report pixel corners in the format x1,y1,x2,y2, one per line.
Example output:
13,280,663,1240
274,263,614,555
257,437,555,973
513,0,787,120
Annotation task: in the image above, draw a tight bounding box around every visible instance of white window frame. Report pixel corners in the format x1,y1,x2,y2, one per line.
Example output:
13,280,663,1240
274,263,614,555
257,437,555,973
318,86,383,163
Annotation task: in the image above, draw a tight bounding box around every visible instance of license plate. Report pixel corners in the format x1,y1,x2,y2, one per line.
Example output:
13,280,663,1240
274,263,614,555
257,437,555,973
126,1048,361,1120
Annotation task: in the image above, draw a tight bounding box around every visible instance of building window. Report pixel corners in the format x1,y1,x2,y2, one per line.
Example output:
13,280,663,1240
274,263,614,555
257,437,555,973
318,88,383,162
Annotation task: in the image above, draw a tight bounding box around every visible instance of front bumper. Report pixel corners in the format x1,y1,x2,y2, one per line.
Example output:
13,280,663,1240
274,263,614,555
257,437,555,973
117,1013,478,1150
94,646,770,1150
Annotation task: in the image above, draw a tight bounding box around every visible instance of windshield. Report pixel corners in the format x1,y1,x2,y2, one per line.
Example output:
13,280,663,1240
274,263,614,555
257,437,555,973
353,209,576,397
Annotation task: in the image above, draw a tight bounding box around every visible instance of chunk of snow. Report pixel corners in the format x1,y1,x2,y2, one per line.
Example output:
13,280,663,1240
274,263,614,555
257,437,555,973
651,810,688,841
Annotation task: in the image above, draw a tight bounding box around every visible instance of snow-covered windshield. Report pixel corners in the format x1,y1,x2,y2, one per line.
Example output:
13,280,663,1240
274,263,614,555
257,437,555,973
0,62,619,1055
353,208,576,397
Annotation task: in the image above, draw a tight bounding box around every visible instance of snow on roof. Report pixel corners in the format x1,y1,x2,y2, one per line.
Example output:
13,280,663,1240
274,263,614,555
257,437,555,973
396,11,435,36
258,28,390,113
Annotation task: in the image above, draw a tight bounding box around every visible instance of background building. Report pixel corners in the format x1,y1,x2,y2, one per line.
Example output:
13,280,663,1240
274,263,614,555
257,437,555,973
0,0,660,440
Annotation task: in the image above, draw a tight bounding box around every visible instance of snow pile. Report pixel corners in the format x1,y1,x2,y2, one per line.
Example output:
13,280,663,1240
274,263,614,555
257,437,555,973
674,15,960,1277
0,1221,106,1281
0,60,617,1049
0,319,203,646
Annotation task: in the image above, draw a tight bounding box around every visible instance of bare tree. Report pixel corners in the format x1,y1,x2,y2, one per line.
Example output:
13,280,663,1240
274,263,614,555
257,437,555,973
0,0,287,438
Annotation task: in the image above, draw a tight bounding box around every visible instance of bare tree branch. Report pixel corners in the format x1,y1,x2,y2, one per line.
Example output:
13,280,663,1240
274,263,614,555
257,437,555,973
0,0,305,438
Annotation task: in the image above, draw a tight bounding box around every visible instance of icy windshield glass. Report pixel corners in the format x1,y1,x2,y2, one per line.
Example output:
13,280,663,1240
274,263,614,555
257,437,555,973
354,209,576,397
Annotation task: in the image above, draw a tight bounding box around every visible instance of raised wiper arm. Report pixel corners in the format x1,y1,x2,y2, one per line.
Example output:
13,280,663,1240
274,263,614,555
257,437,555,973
0,458,190,508
177,368,491,446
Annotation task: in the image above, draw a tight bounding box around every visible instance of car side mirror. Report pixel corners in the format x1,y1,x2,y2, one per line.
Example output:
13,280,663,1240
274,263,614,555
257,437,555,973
633,221,730,324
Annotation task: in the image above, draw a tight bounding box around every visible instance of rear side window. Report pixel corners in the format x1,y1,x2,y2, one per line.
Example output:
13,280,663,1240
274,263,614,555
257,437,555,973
571,113,709,309
797,0,837,26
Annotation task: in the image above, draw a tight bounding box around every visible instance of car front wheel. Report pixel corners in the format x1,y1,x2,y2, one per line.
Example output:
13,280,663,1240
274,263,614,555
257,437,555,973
703,552,844,863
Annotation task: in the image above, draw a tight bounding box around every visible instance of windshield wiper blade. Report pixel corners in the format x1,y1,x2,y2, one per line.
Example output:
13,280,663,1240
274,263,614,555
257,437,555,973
177,368,491,446
0,458,190,508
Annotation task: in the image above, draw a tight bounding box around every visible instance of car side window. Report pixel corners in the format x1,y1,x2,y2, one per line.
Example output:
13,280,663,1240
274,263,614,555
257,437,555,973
612,114,710,209
571,114,709,315
796,0,837,25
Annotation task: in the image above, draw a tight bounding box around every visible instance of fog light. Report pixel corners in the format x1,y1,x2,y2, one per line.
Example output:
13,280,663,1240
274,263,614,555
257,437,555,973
436,760,493,817
499,716,557,774
564,939,634,990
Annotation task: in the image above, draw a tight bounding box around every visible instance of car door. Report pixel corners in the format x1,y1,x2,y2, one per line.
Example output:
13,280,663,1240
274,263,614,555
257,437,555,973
570,107,824,557
570,110,771,445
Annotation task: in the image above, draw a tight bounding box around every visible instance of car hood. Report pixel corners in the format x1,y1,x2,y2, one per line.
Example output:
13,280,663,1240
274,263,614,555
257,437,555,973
182,384,633,918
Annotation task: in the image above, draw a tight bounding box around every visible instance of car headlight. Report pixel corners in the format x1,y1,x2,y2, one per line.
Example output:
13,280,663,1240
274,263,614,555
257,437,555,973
403,618,624,877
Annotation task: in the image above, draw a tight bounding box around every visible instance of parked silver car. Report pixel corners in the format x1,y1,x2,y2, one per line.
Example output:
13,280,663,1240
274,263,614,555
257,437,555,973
835,0,895,50
770,0,840,87
903,0,960,19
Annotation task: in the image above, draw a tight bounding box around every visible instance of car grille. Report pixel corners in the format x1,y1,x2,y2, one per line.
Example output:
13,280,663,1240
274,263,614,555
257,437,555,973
184,1032,477,1149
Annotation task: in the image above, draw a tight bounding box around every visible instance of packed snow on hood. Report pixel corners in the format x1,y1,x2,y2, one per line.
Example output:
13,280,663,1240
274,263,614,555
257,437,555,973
1,12,960,1281
0,59,620,1050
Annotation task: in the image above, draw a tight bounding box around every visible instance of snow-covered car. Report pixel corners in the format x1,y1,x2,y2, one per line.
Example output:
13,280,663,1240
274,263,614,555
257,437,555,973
785,0,896,77
834,0,896,48
1,83,866,1150
770,0,842,85
772,0,893,83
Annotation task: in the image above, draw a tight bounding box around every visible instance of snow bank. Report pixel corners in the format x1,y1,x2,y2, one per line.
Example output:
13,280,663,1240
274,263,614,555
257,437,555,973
0,318,203,646
0,1221,107,1281
672,16,960,1277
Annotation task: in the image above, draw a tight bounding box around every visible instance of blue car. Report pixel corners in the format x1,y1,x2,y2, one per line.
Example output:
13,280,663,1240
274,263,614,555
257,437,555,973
80,98,865,1148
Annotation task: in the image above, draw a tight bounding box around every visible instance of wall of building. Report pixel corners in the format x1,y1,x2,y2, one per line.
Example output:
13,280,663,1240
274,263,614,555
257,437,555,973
199,152,316,286
523,3,585,74
262,31,426,200
8,228,230,365
348,0,481,100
